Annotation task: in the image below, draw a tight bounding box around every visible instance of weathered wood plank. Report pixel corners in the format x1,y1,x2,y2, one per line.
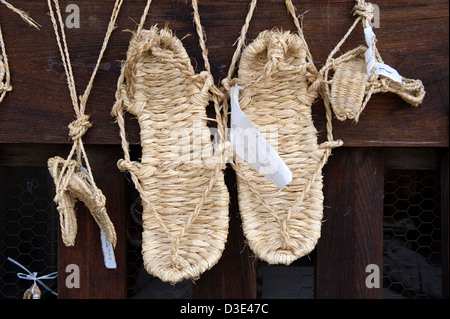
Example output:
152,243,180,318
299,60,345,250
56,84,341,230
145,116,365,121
316,148,384,298
0,0,447,146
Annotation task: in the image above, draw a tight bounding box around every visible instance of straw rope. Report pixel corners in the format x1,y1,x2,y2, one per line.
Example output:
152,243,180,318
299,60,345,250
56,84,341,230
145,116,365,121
0,0,40,102
112,0,230,283
46,0,122,247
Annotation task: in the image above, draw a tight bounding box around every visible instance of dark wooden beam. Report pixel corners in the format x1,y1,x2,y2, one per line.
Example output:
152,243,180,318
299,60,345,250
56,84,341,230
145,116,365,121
0,0,447,147
316,148,384,298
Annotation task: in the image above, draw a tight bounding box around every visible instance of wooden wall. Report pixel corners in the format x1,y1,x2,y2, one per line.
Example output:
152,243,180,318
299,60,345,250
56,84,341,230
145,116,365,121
0,0,447,147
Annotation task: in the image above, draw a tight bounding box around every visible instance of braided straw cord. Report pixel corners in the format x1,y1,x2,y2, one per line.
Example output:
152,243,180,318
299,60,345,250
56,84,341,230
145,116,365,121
46,0,122,247
220,0,343,265
112,0,230,283
0,0,40,102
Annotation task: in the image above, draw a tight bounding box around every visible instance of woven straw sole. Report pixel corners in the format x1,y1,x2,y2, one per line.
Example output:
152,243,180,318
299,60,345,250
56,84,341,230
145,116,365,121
330,50,368,121
121,27,229,283
234,30,326,265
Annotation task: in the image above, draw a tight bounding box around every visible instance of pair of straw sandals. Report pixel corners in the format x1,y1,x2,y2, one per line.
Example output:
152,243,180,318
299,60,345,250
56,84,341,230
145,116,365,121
67,0,427,284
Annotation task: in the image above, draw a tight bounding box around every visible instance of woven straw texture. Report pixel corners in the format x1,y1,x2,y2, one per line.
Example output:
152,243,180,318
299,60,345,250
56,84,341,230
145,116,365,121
114,26,229,283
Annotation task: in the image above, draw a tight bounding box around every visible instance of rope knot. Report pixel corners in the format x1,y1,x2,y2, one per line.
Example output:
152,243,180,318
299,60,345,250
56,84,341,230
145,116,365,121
198,71,214,93
280,221,298,251
221,78,231,93
117,159,157,179
68,114,92,140
353,1,374,22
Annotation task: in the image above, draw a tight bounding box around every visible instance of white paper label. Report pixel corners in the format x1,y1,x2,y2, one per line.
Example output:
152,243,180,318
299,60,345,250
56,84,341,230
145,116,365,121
101,230,117,269
364,27,377,76
229,84,293,189
364,27,403,83
374,62,403,83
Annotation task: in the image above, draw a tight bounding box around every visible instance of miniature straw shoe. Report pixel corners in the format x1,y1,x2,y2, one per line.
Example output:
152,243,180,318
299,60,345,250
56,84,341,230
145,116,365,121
45,0,122,249
326,46,425,122
48,156,117,247
112,1,230,283
322,0,425,122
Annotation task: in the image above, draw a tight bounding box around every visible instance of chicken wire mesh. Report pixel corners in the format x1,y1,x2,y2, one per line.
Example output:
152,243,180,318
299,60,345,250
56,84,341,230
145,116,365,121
256,256,315,299
383,169,443,299
0,166,58,299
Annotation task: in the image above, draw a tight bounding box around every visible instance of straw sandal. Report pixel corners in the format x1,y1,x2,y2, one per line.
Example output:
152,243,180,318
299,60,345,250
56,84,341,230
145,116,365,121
112,1,230,283
222,0,343,265
46,0,121,248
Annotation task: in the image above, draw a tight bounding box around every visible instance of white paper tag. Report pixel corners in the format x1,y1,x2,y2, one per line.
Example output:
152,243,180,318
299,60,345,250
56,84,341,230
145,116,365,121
364,27,376,49
101,230,117,269
374,62,403,83
364,27,376,76
229,84,293,189
364,27,403,83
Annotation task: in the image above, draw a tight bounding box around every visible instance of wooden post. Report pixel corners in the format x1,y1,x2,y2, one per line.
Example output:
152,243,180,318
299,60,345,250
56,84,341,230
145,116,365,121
316,148,384,298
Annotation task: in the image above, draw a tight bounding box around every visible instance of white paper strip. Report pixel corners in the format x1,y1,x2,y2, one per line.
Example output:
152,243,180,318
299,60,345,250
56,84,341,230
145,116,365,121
101,230,117,269
374,62,403,83
364,27,403,83
229,84,293,189
364,27,377,76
